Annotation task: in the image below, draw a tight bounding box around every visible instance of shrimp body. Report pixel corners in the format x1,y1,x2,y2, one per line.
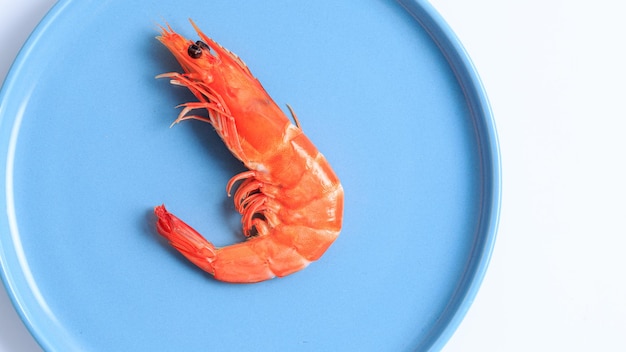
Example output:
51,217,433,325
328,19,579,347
154,21,344,283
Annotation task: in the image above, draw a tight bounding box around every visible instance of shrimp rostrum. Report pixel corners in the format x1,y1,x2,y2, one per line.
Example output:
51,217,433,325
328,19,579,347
154,20,344,283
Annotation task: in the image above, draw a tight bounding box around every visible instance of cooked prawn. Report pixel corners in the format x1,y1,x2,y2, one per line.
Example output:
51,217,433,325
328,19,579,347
153,20,344,283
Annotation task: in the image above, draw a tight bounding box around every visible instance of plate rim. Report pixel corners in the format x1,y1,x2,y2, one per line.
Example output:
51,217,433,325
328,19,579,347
399,0,501,350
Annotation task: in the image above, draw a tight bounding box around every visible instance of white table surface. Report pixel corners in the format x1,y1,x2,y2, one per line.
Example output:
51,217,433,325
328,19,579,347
1,1,625,351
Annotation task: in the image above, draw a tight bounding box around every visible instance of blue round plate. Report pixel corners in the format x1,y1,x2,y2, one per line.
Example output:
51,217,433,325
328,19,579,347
0,1,500,351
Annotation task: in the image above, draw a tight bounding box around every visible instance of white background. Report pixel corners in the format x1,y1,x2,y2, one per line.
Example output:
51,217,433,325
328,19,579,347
1,0,625,351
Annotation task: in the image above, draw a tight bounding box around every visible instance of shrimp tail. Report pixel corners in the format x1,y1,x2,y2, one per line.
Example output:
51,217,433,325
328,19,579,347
154,205,216,275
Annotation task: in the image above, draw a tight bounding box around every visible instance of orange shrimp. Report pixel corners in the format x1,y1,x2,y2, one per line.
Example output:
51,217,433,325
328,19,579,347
153,20,344,283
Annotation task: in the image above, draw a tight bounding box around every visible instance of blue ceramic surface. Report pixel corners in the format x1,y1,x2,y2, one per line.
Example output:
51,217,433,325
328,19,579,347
0,1,500,351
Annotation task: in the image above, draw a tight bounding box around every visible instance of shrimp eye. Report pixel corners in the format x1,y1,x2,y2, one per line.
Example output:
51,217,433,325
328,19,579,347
188,43,202,59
